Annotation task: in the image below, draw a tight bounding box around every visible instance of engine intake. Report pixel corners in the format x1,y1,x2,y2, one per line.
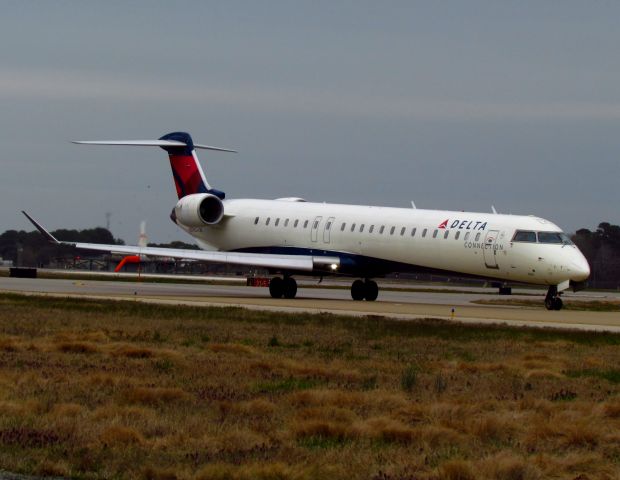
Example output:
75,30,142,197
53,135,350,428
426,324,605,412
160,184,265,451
174,193,224,227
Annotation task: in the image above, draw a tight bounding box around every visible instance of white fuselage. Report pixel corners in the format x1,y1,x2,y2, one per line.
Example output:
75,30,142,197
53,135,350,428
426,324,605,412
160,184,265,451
178,198,590,286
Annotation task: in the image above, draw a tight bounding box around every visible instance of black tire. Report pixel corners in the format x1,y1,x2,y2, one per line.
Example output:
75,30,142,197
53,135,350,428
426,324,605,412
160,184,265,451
351,279,365,301
553,297,563,311
544,297,554,310
269,277,284,298
283,277,298,299
364,280,379,301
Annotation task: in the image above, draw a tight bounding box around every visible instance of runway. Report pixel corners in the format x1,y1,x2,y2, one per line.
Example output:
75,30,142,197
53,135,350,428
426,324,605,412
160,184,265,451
1,275,619,332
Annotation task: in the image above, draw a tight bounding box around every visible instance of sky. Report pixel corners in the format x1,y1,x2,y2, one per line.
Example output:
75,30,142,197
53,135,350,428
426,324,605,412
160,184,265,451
1,1,619,243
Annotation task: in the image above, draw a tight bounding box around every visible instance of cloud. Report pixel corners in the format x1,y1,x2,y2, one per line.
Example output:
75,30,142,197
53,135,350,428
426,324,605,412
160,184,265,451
2,67,620,121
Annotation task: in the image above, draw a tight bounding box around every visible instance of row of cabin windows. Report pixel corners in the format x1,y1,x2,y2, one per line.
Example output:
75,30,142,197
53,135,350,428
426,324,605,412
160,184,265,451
254,216,310,228
252,216,483,242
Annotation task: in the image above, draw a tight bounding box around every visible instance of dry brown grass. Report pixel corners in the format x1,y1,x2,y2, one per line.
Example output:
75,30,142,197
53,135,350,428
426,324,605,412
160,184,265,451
0,293,620,479
602,399,620,418
124,387,191,405
208,342,257,355
99,425,145,446
354,416,415,443
56,340,100,354
477,451,540,480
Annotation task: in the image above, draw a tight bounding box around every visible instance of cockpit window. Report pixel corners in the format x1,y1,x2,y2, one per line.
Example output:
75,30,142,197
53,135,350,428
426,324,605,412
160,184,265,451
537,232,562,244
538,232,573,245
513,230,574,245
512,230,536,242
560,233,574,245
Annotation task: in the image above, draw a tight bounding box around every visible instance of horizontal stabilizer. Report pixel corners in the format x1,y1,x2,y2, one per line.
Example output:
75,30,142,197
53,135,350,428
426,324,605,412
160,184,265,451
72,140,237,153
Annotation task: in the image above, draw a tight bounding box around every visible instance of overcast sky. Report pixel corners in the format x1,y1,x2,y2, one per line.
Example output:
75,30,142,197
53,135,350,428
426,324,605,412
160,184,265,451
1,1,619,243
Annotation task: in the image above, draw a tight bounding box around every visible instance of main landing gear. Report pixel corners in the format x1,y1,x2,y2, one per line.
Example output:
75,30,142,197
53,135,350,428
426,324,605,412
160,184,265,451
269,276,298,299
545,285,563,311
351,279,379,301
268,276,379,302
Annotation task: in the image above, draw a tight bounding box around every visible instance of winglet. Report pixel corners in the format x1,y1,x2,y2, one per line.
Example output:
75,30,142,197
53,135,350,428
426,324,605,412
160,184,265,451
22,211,60,244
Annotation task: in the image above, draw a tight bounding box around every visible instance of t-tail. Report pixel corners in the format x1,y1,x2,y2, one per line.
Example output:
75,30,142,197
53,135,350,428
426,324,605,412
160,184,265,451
72,132,236,200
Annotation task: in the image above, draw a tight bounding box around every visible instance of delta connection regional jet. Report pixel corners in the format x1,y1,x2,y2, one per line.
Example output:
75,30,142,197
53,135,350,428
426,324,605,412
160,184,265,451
23,132,590,310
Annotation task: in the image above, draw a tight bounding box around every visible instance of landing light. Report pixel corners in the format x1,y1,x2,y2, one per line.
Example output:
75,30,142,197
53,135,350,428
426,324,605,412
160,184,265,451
330,263,338,271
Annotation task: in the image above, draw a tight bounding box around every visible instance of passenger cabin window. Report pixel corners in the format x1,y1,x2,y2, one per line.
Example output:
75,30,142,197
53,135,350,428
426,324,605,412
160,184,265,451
359,224,364,233
369,225,374,233
411,227,416,237
341,223,346,231
444,230,449,239
390,226,395,235
284,219,289,227
380,226,385,234
266,217,271,225
303,220,309,228
294,220,299,227
326,221,332,230
475,233,481,241
422,228,427,237
433,229,438,238
254,217,259,225
512,230,537,243
400,227,406,236
275,218,280,226
350,223,356,232
313,220,319,229
455,231,460,240
464,232,470,241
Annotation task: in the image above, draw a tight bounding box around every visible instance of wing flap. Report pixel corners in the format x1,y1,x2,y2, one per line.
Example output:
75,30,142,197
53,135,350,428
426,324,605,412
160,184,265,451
74,242,322,271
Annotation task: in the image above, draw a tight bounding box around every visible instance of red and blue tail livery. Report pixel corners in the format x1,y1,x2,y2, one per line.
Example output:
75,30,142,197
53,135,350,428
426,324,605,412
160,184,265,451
72,132,235,200
159,132,225,200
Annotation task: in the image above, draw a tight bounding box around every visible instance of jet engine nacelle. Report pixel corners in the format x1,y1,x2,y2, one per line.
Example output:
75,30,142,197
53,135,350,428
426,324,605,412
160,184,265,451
174,193,224,227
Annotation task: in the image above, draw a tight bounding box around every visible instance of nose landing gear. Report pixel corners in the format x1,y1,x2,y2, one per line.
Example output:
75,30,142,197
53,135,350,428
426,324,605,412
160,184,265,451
351,279,379,301
545,285,563,311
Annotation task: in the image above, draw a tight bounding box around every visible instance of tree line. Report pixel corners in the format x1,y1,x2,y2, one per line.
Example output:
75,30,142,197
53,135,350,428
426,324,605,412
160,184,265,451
1,222,619,289
573,222,620,289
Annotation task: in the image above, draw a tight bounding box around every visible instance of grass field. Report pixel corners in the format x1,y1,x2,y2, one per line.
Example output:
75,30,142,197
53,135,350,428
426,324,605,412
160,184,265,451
0,293,620,479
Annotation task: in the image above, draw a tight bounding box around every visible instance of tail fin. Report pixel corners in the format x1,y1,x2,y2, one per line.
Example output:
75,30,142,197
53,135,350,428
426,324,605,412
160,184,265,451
73,132,236,200
158,132,226,200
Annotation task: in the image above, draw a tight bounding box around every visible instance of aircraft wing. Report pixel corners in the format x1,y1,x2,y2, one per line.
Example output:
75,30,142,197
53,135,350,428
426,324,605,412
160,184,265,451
22,211,339,272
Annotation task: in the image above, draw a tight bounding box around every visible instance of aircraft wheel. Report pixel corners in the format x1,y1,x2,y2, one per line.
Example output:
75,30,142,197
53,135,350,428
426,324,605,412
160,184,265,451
544,298,554,311
545,286,559,311
283,277,298,299
269,277,284,298
364,279,379,301
351,279,365,301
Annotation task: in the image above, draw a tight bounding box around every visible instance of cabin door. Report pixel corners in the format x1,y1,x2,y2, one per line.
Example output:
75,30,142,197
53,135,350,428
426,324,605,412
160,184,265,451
483,230,500,269
323,217,335,243
311,216,322,243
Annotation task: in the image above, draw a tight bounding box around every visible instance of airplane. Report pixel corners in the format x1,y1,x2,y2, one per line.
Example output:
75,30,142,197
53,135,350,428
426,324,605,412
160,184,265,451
23,131,590,310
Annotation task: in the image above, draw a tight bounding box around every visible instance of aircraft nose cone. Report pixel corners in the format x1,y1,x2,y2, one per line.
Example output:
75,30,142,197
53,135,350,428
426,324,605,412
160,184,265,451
570,253,590,281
